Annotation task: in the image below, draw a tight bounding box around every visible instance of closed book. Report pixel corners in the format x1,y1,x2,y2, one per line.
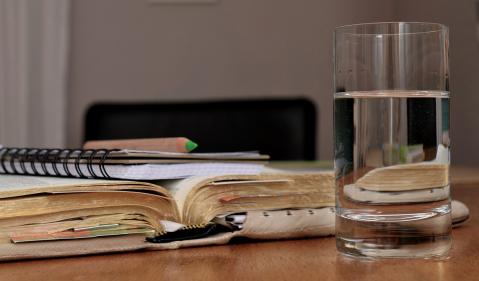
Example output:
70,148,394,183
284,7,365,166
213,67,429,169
0,147,268,180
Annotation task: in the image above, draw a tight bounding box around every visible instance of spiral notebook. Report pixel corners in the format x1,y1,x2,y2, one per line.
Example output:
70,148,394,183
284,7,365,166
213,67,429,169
0,147,268,180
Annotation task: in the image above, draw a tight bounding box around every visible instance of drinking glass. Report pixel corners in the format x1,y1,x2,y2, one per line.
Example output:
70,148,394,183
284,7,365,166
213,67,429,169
334,22,451,258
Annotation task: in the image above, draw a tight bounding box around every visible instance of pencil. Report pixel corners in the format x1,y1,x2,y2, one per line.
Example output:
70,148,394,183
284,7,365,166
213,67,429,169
83,137,198,153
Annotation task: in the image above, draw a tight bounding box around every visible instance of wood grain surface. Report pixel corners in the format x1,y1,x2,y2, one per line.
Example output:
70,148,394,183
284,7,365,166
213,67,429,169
0,166,477,281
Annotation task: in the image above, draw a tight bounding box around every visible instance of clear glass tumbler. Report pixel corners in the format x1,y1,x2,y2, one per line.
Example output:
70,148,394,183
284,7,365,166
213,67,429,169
334,22,451,258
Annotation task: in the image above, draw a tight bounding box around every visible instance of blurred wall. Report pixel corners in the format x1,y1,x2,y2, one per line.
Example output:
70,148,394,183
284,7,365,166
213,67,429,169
69,0,479,164
67,0,395,160
393,0,479,165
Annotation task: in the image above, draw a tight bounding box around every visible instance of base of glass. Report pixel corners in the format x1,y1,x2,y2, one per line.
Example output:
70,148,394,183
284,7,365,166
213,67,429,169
336,236,452,259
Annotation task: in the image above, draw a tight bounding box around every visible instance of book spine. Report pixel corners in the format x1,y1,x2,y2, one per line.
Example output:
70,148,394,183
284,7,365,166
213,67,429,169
0,147,118,179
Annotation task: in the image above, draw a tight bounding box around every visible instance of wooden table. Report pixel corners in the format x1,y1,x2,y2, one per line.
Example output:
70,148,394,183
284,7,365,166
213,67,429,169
0,167,478,281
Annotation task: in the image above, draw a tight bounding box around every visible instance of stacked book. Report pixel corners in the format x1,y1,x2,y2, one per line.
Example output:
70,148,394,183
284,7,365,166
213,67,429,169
0,138,335,260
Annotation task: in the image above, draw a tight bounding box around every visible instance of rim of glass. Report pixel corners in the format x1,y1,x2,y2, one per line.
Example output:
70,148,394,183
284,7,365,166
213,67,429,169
335,22,448,36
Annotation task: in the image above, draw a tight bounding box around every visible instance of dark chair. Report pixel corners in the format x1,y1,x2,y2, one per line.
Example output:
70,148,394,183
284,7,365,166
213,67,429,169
84,98,316,160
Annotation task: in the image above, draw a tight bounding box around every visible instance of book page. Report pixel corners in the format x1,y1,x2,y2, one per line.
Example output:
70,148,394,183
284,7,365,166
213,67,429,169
0,175,111,191
105,163,265,180
175,173,335,225
160,177,212,217
159,174,266,219
1,161,265,181
159,174,301,222
0,175,131,199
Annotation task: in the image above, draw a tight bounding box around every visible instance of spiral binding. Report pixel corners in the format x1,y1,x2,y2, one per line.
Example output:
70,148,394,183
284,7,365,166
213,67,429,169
0,147,120,179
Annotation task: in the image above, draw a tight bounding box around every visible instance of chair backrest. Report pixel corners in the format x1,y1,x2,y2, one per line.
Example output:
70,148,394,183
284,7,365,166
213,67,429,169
85,98,316,160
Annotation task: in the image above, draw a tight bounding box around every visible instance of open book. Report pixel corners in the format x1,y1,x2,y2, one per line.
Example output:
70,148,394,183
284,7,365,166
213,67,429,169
344,144,450,204
343,163,449,204
0,170,469,261
0,171,334,260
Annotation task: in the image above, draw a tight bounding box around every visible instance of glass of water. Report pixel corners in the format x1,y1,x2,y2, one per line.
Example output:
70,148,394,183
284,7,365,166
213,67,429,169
334,22,451,258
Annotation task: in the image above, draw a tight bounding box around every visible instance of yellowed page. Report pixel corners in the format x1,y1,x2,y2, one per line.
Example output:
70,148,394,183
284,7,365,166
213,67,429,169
161,171,334,225
0,174,171,198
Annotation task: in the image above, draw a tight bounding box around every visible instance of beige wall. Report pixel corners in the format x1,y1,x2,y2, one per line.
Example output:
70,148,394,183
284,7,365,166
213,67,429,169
69,0,479,164
393,0,479,165
68,0,395,160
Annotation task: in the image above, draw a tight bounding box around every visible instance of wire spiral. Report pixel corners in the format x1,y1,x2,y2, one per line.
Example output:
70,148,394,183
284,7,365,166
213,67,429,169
0,147,119,179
